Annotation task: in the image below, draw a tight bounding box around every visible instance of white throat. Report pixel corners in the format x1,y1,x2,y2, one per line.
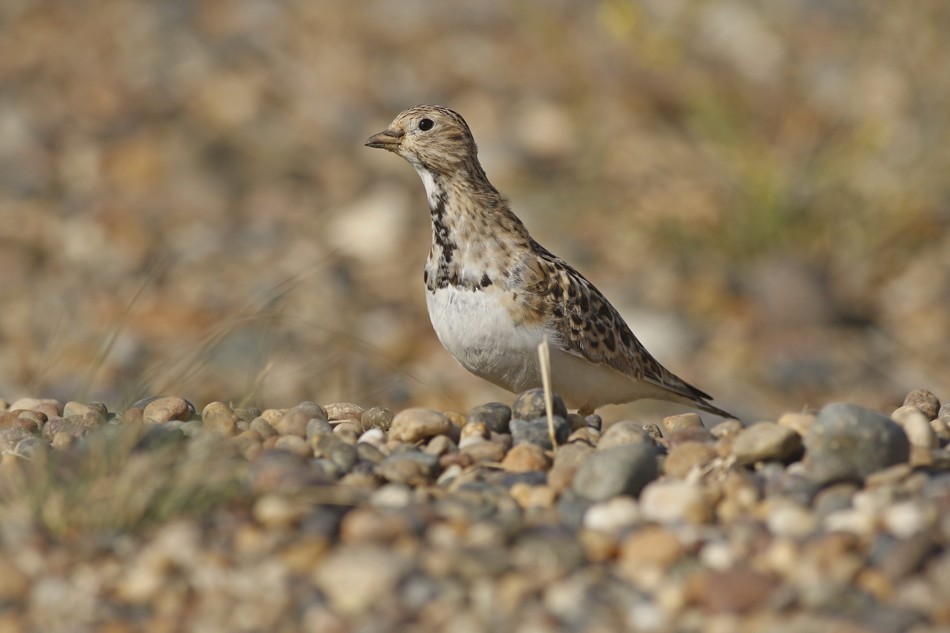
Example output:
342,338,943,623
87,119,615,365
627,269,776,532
415,168,443,208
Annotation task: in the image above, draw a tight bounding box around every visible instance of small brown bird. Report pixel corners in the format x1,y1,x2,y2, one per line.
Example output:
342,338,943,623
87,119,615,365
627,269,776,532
366,105,733,418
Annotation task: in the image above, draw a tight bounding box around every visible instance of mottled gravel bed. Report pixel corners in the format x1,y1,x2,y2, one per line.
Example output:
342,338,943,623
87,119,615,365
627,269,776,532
1,389,949,633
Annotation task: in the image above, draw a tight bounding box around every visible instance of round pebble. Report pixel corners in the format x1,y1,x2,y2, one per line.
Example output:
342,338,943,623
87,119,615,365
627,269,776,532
389,408,453,443
143,396,195,424
572,444,659,501
501,443,550,472
597,420,653,449
731,422,803,465
511,388,567,421
903,389,940,419
510,415,569,449
467,402,512,434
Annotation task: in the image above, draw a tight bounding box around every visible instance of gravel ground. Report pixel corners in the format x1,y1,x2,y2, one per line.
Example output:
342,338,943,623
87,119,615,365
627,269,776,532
1,389,948,632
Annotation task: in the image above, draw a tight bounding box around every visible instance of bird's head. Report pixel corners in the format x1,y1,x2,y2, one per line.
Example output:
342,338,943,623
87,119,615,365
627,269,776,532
365,105,478,174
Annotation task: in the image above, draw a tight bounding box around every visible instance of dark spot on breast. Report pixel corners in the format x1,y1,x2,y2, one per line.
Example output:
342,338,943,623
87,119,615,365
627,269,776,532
598,303,610,318
604,332,616,352
595,322,606,334
579,293,589,312
423,269,429,284
590,339,599,349
552,305,564,318
620,329,631,347
551,284,563,301
570,313,583,326
480,273,492,288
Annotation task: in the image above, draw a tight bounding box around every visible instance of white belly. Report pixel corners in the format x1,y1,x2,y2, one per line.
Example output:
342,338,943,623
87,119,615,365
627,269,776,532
425,286,659,411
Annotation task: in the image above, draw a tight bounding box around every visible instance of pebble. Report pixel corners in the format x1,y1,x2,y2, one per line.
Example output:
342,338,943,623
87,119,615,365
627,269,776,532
376,451,440,485
202,401,239,435
639,480,715,524
142,396,195,424
510,416,569,449
596,420,653,449
619,525,685,569
360,407,394,431
662,412,703,434
572,444,659,501
312,433,359,472
804,402,910,485
389,408,452,443
501,443,551,472
467,402,512,434
511,388,567,421
891,406,937,449
902,389,940,419
694,567,778,613
731,422,803,465
665,441,718,478
324,402,364,422
777,412,816,436
582,496,641,532
547,442,594,492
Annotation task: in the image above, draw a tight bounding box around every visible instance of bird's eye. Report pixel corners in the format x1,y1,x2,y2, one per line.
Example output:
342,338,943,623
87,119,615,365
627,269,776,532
418,118,434,131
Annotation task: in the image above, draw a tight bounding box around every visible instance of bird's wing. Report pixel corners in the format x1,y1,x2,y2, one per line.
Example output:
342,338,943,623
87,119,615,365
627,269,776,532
522,241,731,416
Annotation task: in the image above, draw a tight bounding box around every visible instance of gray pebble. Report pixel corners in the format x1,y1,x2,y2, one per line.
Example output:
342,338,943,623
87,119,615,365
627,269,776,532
361,407,394,431
572,444,659,501
903,389,940,419
597,420,653,450
804,402,910,485
305,417,333,440
376,451,440,485
467,402,512,434
512,388,567,421
312,433,358,472
510,416,569,449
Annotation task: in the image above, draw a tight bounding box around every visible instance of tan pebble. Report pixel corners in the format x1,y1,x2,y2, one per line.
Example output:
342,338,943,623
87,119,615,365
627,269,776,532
311,546,410,615
62,401,103,421
930,417,950,440
459,439,507,463
709,419,743,439
664,442,718,478
324,402,364,422
902,388,941,419
578,528,619,562
9,397,61,418
143,396,193,424
361,407,394,431
619,525,685,568
279,536,331,572
390,408,452,443
258,408,286,424
202,401,239,435
424,434,456,456
892,406,937,448
51,432,77,450
501,443,550,472
333,421,361,444
122,407,145,424
273,435,312,457
547,442,593,492
777,412,816,436
460,421,489,441
662,413,703,434
857,567,893,601
253,494,310,528
566,428,596,444
865,463,913,488
731,422,802,465
340,507,412,543
667,426,714,447
249,417,278,439
274,408,310,437
509,482,556,509
693,567,777,613
567,413,587,430
640,480,717,524
583,496,640,532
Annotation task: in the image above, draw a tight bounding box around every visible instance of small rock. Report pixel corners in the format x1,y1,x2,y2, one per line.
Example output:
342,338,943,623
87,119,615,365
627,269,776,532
731,422,803,465
467,402,512,434
665,441,718,478
572,444,658,501
663,412,703,434
275,408,313,437
710,419,743,439
62,401,106,423
356,440,387,464
510,416,569,449
249,417,278,439
423,434,456,456
619,525,685,568
939,402,950,425
312,546,411,615
42,414,101,440
143,396,195,424
460,439,508,463
305,417,333,439
501,444,550,472
273,435,312,458
639,480,715,524
202,401,239,435
376,451,440,485
777,412,816,436
9,398,61,419
360,407,394,431
510,482,557,509
583,496,641,532
548,442,594,492
694,567,778,613
597,420,653,449
804,403,910,485
312,433,358,473
903,389,941,419
891,406,937,449
389,408,452,443
459,421,489,447
324,402,364,422
512,388,567,421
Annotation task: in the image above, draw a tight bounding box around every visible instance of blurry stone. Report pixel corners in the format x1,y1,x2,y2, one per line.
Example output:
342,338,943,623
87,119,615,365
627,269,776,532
459,421,489,447
357,428,387,451
274,435,312,458
640,480,715,524
764,500,818,538
548,442,594,492
249,417,278,439
668,426,714,447
710,419,743,439
0,555,29,601
694,567,778,613
376,451,439,485
333,421,361,444
510,416,569,449
202,401,239,435
390,408,452,443
939,402,950,425
275,408,312,437
620,525,685,568
663,412,703,434
143,396,195,424
903,389,940,419
467,402,512,434
891,406,937,449
642,423,663,443
882,501,933,539
665,441,718,478
305,417,333,439
254,493,312,528
324,403,364,422
9,398,61,419
731,422,803,465
598,420,653,449
460,438,507,464
43,414,101,440
501,443,550,472
312,433,358,473
583,496,640,532
356,440,387,465
777,412,816,436
361,407,394,431
804,403,910,485
423,434,456,457
512,388,567,421
62,401,106,423
510,482,557,509
313,546,410,614
572,444,658,501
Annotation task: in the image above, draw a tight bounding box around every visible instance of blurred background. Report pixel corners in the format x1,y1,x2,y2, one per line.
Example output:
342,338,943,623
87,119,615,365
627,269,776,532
0,0,947,423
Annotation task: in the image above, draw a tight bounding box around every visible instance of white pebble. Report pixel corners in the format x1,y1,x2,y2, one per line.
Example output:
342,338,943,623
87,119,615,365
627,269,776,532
583,497,641,532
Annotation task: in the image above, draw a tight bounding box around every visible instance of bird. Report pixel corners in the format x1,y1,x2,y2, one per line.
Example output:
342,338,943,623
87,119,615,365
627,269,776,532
365,105,734,418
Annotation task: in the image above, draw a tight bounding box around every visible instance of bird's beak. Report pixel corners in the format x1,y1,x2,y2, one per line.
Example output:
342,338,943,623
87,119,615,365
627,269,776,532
364,128,404,150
